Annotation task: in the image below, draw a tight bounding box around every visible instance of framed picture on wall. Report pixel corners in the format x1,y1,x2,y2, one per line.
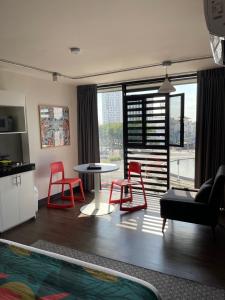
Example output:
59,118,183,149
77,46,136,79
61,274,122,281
39,105,70,148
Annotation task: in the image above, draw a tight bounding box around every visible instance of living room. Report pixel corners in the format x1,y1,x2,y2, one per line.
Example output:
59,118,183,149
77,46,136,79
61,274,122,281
0,1,225,299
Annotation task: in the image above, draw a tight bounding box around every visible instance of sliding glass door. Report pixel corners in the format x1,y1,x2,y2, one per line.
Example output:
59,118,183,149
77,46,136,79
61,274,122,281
123,92,169,196
170,83,197,188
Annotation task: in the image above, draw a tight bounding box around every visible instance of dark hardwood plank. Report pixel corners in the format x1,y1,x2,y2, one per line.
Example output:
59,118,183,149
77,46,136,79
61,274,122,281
1,193,225,289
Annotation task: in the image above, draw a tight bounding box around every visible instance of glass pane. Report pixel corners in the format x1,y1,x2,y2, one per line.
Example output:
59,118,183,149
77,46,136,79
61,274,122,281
169,95,182,146
97,90,124,188
170,83,197,189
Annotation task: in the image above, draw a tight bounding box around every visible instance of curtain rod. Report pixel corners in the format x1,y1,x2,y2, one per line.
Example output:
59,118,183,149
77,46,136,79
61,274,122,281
98,72,197,89
0,55,212,81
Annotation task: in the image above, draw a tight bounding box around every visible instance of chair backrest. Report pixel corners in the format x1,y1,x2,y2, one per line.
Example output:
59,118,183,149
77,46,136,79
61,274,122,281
128,162,143,183
128,161,142,174
208,165,225,218
50,161,65,182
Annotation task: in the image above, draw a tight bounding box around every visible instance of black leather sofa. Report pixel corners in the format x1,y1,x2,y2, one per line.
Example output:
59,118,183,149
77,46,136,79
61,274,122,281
160,165,225,233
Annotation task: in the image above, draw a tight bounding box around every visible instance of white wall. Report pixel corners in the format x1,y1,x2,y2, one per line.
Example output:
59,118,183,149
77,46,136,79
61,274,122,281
0,70,78,200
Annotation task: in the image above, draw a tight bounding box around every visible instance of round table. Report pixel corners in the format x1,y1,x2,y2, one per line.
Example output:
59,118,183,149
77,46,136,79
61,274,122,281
73,163,119,216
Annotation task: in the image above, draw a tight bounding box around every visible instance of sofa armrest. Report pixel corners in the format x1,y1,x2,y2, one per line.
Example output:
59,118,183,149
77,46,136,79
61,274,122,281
160,198,213,225
160,198,207,210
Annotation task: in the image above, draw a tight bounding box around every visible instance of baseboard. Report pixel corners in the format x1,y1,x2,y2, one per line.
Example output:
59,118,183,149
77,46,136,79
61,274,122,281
38,187,80,208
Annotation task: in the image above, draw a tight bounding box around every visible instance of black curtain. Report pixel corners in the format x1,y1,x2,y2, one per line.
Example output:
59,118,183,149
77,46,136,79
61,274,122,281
195,67,225,188
77,85,100,190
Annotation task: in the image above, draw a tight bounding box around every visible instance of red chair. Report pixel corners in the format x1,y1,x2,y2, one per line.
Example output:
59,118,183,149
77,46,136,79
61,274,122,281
109,161,147,212
47,161,85,208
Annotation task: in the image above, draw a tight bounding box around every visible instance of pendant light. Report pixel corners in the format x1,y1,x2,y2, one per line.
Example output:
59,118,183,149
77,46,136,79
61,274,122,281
158,61,176,93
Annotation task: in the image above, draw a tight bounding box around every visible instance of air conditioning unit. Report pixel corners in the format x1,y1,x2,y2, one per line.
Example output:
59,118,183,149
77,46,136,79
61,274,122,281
203,0,225,65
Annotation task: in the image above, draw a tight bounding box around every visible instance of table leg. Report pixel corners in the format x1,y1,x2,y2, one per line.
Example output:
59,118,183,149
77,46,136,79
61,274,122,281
80,173,115,216
94,173,100,210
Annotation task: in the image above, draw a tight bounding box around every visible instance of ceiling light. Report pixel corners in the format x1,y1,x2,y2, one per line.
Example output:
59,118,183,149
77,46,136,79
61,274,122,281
158,61,176,93
70,47,81,54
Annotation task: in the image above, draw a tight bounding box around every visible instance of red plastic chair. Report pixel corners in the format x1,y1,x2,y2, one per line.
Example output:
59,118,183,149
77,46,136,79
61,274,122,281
109,161,147,212
47,161,85,208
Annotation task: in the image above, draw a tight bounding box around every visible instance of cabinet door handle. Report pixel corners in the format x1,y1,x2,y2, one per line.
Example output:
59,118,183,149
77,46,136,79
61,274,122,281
17,175,21,186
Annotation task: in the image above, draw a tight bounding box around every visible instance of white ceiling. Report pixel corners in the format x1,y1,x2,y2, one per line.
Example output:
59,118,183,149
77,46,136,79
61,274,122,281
0,0,217,84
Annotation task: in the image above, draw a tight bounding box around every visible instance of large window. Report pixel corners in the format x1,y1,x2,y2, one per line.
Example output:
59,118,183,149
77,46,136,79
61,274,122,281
97,81,197,192
170,83,197,188
97,90,124,187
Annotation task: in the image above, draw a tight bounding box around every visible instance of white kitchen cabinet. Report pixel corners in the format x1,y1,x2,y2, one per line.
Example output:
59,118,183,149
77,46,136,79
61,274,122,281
0,171,36,232
0,175,20,231
18,171,36,223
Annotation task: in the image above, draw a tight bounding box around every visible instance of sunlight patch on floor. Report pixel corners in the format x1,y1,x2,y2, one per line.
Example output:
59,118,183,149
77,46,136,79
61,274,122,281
116,220,137,230
78,213,89,218
130,195,161,213
116,209,168,236
142,215,168,236
142,229,163,236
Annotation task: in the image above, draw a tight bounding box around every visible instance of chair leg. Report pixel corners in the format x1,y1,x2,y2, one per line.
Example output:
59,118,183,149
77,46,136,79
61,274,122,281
48,182,75,209
120,182,147,212
109,182,114,204
141,182,147,209
119,186,124,210
69,184,75,208
66,180,85,202
162,218,167,232
129,185,133,202
47,183,52,206
79,180,85,201
61,184,66,200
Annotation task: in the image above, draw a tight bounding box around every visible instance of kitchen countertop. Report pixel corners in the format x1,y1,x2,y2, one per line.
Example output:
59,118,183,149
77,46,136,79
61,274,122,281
0,163,35,178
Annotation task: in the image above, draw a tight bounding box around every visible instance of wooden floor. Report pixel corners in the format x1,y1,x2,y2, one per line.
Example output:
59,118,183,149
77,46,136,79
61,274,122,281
1,192,225,289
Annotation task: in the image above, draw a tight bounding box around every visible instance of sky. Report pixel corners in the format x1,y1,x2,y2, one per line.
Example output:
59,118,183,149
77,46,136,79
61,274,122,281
97,83,197,124
172,83,197,122
97,93,103,124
